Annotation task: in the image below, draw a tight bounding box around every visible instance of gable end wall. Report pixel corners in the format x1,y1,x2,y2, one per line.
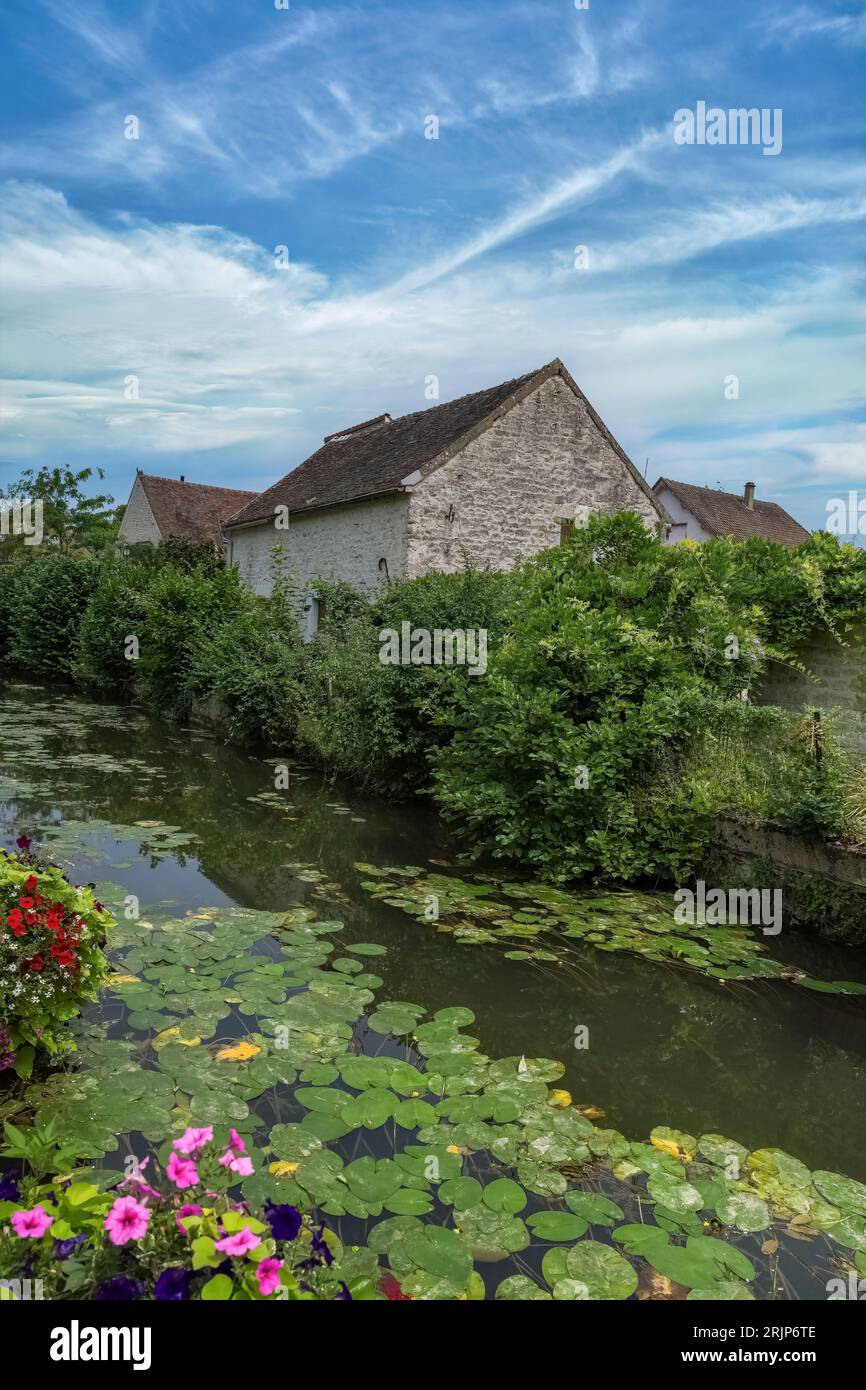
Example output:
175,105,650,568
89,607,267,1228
404,375,661,575
118,476,161,544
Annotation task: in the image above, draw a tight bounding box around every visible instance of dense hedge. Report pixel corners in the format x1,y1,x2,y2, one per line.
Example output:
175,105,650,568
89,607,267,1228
1,520,864,881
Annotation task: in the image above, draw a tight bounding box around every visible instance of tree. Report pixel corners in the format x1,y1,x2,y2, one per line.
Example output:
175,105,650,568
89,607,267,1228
0,465,120,557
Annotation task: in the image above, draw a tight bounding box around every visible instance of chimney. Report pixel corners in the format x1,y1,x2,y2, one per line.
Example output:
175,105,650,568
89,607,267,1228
744,481,755,510
180,475,185,483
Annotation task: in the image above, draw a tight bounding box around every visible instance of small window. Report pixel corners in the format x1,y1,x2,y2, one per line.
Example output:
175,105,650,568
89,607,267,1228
560,519,575,544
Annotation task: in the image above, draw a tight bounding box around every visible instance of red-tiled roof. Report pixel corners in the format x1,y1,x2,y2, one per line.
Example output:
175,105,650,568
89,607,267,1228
137,474,257,543
654,477,810,546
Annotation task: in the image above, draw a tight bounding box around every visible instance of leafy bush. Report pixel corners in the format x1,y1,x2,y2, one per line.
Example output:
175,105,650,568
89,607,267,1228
428,514,833,881
0,562,19,660
5,554,99,678
137,564,249,720
186,578,304,744
74,557,152,693
0,841,114,1074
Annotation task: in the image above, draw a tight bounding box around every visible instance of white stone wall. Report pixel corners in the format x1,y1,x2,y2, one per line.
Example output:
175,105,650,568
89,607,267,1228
228,492,409,597
404,375,662,576
655,488,714,542
118,475,161,544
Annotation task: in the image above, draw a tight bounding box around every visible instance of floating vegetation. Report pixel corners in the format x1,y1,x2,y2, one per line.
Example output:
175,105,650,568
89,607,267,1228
1,873,863,1301
355,863,866,997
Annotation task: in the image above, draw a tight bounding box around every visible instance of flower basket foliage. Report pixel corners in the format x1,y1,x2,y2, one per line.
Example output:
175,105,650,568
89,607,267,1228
0,839,114,1076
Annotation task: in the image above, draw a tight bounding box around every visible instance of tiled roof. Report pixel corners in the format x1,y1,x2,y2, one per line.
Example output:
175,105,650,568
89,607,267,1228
137,474,257,543
654,477,810,546
226,359,666,528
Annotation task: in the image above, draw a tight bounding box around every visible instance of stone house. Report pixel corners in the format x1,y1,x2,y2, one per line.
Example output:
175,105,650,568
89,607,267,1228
118,472,257,548
224,359,669,621
653,477,809,545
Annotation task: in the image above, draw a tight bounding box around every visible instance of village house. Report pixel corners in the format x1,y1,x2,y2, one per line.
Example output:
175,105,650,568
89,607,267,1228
118,472,257,548
223,359,669,624
653,477,810,546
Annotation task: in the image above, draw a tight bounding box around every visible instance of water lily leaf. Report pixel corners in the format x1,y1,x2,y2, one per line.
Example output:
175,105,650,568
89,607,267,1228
715,1192,771,1233
561,1241,638,1300
215,1040,261,1062
812,1171,866,1219
526,1211,588,1241
383,1189,433,1216
687,1281,755,1300
439,1176,483,1209
482,1178,527,1215
647,1171,704,1214
565,1191,624,1226
495,1275,552,1300
341,1089,399,1130
698,1133,749,1174
403,1226,473,1283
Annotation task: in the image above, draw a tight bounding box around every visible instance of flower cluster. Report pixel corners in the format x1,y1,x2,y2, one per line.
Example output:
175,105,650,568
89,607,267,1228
0,839,114,1069
0,1126,356,1302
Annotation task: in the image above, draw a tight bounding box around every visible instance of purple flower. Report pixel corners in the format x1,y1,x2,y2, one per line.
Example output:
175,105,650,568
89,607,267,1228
94,1276,144,1301
54,1233,87,1260
311,1225,334,1267
263,1200,302,1242
336,1280,353,1300
0,1171,19,1202
15,834,31,852
155,1267,192,1301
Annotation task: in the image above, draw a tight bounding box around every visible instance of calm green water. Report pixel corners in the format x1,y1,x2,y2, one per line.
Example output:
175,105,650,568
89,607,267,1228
2,682,865,1186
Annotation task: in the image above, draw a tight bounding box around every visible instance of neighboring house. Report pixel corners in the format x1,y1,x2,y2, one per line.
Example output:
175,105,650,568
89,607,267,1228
118,472,257,548
224,358,669,610
654,477,810,546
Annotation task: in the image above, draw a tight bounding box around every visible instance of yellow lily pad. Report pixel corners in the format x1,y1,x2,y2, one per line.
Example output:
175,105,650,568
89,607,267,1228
216,1040,261,1062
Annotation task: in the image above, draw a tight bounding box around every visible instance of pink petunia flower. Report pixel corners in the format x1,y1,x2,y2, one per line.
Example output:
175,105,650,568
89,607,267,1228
256,1257,283,1296
167,1151,199,1190
172,1126,213,1155
11,1206,53,1239
104,1196,151,1246
175,1203,204,1235
218,1148,254,1176
215,1226,260,1257
228,1128,246,1153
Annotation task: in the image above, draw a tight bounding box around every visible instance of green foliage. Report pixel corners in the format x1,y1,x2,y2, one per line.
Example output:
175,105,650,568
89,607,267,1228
5,553,99,677
137,564,250,720
73,557,152,693
0,848,114,1066
186,577,304,744
430,515,865,880
0,464,118,555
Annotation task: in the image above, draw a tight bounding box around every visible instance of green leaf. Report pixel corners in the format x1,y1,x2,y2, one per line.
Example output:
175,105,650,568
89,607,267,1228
201,1273,234,1300
482,1178,526,1215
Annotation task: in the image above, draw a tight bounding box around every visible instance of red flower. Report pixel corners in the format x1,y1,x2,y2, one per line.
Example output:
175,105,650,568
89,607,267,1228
53,949,75,967
18,896,34,909
27,956,44,971
6,909,22,926
23,876,38,893
10,922,26,938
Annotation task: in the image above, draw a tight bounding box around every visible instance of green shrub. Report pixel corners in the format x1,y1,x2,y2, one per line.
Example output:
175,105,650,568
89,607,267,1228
0,562,21,660
6,554,99,678
138,564,249,720
429,515,802,881
186,578,304,743
74,557,152,693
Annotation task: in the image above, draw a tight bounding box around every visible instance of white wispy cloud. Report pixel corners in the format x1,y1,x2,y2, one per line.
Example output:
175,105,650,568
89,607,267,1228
759,3,866,47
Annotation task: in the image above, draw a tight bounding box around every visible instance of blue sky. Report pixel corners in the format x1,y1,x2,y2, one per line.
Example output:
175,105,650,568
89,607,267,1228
0,0,864,532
